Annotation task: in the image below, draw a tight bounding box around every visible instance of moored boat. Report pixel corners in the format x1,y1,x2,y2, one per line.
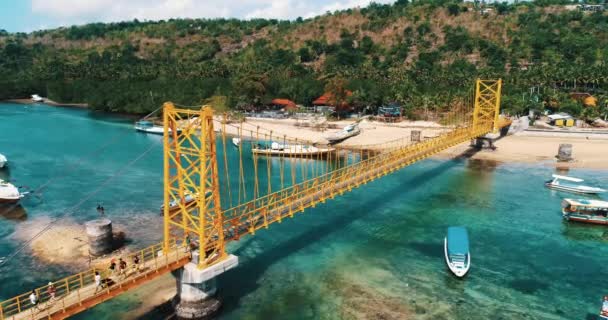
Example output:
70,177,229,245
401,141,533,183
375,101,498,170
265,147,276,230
561,198,608,225
135,120,181,135
326,123,360,144
0,153,6,168
160,192,197,215
600,296,608,319
444,226,471,278
545,174,606,194
0,180,24,204
252,142,334,157
232,137,241,147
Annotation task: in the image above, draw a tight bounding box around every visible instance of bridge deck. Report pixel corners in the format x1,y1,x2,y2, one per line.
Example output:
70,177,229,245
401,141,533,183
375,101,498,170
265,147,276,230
2,244,190,320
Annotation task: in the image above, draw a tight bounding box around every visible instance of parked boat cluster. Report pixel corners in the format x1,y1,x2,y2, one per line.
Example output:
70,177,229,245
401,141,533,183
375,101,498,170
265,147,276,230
545,174,608,317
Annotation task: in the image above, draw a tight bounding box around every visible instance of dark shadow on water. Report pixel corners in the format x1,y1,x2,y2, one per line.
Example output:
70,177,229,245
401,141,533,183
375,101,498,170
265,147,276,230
0,204,27,221
509,278,549,294
216,158,466,315
409,242,443,258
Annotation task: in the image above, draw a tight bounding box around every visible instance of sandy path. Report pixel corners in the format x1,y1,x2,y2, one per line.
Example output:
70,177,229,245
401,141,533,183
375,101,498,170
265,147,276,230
439,134,608,169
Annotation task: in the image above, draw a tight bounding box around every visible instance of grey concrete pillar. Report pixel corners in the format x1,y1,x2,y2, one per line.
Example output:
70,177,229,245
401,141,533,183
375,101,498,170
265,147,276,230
557,143,573,162
85,218,113,256
172,251,239,320
411,130,421,142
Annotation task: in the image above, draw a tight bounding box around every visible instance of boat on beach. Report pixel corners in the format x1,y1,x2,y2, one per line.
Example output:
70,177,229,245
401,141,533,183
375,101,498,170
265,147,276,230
444,226,471,278
561,198,608,225
252,142,334,157
545,175,606,194
0,153,6,168
134,120,181,135
31,94,44,102
0,180,25,204
600,296,608,319
326,123,360,144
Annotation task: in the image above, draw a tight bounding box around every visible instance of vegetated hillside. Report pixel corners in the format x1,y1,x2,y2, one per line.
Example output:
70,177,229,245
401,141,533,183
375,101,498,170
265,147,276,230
1,0,607,120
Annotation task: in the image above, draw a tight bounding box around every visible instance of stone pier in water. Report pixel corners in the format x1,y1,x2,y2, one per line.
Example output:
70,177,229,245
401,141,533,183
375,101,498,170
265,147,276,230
172,251,239,320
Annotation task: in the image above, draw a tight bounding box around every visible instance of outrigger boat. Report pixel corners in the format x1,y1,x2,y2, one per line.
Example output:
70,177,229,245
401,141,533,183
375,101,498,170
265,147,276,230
326,123,360,144
444,226,471,278
135,120,182,135
561,198,608,225
600,296,608,319
544,175,606,194
0,180,25,204
252,142,334,157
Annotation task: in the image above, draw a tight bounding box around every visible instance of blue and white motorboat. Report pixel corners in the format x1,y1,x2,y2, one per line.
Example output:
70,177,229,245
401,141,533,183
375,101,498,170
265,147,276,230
444,226,471,278
545,174,606,194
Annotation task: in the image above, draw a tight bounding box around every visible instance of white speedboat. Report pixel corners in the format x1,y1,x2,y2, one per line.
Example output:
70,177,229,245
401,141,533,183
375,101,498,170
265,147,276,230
0,153,6,168
135,120,181,135
0,180,24,204
326,123,360,144
232,137,241,147
31,94,44,102
545,174,606,194
444,226,471,278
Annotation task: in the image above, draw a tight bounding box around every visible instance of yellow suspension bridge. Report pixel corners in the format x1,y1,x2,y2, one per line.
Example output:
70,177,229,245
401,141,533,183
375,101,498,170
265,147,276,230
0,79,510,319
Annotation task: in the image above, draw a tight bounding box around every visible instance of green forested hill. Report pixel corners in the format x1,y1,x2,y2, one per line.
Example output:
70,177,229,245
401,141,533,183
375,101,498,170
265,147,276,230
1,0,608,118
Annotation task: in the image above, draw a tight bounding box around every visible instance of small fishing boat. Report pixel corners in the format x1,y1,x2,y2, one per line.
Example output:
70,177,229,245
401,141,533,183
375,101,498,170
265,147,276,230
326,123,360,144
232,137,241,147
134,120,181,135
545,175,606,194
561,199,608,225
444,226,471,278
252,142,334,157
160,193,197,214
0,180,25,204
0,153,6,168
600,296,608,319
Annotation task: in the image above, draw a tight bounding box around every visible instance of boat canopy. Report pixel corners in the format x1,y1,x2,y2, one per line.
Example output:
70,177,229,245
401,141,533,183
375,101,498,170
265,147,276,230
447,227,469,255
562,198,608,209
552,175,584,182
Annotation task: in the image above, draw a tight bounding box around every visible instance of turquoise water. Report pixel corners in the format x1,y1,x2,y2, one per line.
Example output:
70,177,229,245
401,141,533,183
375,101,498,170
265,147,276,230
1,102,608,319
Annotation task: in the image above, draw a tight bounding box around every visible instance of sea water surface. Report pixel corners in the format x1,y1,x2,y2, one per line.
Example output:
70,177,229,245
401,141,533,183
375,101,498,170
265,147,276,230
1,102,607,319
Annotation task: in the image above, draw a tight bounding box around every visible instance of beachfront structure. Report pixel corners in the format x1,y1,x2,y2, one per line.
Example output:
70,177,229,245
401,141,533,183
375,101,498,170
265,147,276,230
312,90,353,113
377,102,403,122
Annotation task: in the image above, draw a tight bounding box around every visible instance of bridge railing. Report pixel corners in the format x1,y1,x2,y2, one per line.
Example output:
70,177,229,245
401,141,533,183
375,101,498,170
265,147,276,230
0,240,183,320
218,124,497,243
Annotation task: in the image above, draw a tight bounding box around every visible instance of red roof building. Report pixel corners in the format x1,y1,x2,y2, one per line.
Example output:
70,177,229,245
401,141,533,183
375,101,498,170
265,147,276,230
312,91,353,107
271,98,297,111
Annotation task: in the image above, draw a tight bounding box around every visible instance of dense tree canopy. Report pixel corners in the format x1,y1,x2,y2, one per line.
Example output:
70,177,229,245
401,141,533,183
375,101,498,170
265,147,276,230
1,0,608,120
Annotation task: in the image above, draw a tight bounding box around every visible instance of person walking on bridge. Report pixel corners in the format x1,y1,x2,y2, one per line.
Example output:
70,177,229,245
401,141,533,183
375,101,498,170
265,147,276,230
29,290,40,312
94,271,103,294
118,258,127,279
47,282,57,304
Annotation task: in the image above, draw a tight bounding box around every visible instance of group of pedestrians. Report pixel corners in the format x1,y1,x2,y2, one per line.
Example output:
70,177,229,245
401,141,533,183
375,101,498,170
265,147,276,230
28,282,58,313
94,255,142,294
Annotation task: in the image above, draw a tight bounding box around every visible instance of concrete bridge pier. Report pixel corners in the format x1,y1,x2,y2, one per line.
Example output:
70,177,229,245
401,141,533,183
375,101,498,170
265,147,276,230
172,251,238,320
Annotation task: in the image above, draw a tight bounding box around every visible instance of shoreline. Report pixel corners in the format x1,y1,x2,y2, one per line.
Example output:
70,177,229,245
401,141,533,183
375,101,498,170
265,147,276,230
437,133,608,169
3,98,89,108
